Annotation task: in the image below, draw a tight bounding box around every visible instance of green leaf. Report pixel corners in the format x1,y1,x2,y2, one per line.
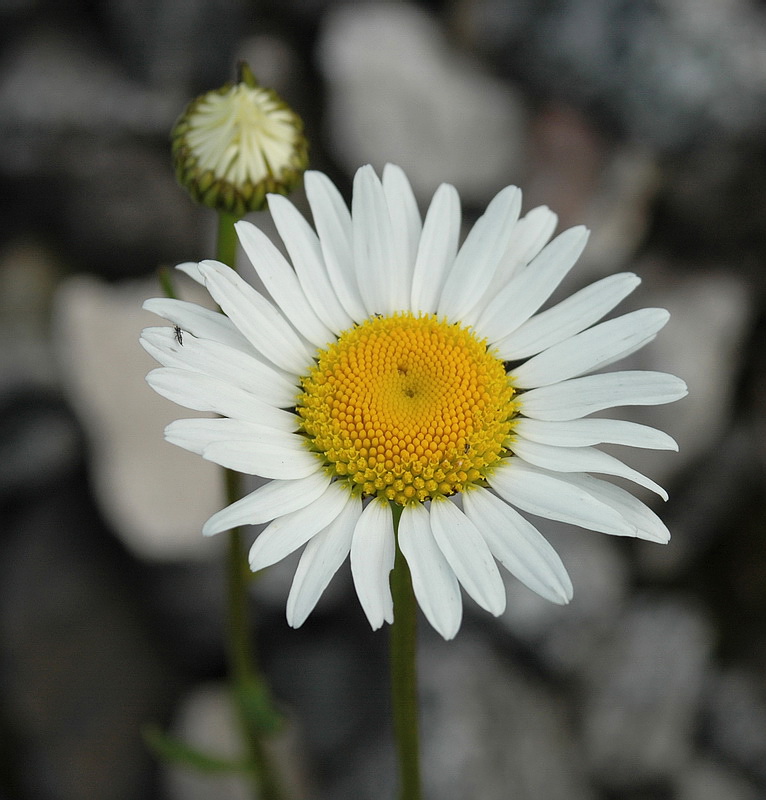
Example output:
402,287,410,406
236,678,284,735
142,723,252,774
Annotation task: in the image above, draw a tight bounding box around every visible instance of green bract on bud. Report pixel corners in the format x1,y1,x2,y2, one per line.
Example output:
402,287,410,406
171,63,309,216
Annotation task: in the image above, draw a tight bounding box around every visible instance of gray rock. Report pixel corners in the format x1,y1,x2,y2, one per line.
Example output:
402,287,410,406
470,0,766,149
580,595,714,789
703,669,766,785
619,266,753,487
0,481,173,799
675,758,759,800
497,522,630,677
418,631,598,800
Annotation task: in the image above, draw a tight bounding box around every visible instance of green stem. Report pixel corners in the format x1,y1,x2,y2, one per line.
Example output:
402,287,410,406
217,211,286,800
390,505,423,800
217,210,240,269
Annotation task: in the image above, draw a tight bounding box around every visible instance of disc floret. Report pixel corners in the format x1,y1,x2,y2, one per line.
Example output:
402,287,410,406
298,313,516,505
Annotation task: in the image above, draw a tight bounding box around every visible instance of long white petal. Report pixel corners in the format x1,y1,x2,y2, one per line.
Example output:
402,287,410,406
352,165,398,315
496,273,641,360
145,367,292,427
304,170,367,322
462,487,572,604
175,261,205,285
438,185,522,322
202,439,321,479
511,308,670,389
475,226,589,344
543,472,670,543
146,368,298,430
489,459,637,536
249,482,352,571
142,297,253,354
267,193,354,334
467,205,559,320
513,418,678,450
164,417,301,454
235,220,335,348
202,471,332,535
198,260,314,375
383,163,421,311
518,371,689,421
286,496,362,627
141,327,298,408
410,183,460,314
428,497,506,616
398,503,462,640
350,498,395,629
509,439,668,500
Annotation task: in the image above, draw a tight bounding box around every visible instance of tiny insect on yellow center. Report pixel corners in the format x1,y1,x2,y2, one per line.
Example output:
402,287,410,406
297,313,516,506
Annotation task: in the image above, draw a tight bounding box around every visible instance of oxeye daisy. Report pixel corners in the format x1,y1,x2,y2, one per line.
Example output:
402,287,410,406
141,164,687,640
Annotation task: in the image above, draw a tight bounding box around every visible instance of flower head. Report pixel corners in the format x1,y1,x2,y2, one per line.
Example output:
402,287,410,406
171,62,308,216
142,164,687,639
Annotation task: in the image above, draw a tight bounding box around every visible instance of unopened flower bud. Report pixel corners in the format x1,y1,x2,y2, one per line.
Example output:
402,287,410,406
171,63,308,216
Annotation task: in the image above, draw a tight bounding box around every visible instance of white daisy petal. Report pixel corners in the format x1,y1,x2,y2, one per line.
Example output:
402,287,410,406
267,193,354,333
142,297,253,354
462,487,572,604
198,259,313,375
509,439,668,500
249,482,352,571
438,185,522,322
497,273,641,360
234,220,336,348
352,165,398,315
351,498,395,629
410,183,460,313
175,261,205,285
468,206,559,319
513,418,678,450
544,472,670,543
382,163,422,311
202,471,332,536
146,368,298,430
489,459,637,536
304,170,367,322
475,226,590,344
398,503,462,640
511,308,670,389
429,497,506,616
164,417,300,455
140,327,298,408
518,371,689,421
286,496,362,627
202,439,319,479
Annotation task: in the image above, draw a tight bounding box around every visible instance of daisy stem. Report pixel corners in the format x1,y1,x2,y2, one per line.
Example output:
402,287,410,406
217,210,286,800
217,210,240,269
390,505,423,800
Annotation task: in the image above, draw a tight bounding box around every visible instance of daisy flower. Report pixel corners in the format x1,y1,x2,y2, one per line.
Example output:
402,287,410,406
141,164,687,640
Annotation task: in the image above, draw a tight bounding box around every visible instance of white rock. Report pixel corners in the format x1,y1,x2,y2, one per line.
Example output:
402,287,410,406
317,2,526,205
53,274,225,560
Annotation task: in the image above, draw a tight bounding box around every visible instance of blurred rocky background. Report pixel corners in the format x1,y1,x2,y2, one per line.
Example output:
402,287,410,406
1,0,766,798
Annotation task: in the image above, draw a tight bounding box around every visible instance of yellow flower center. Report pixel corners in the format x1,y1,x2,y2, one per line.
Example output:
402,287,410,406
297,313,516,506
